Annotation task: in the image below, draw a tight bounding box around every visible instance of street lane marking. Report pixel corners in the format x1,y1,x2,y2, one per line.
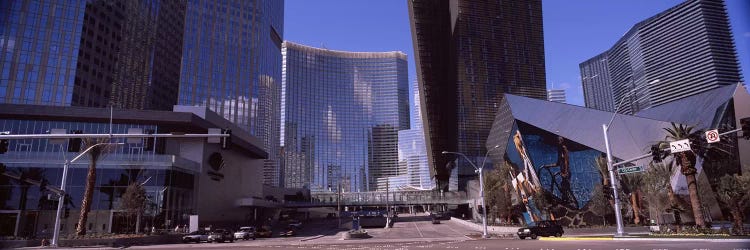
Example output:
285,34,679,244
413,222,424,238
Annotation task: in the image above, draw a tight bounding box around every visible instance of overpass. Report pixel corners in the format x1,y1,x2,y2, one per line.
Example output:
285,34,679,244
282,190,470,208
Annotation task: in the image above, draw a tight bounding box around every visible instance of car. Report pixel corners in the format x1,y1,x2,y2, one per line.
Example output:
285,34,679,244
182,230,209,243
517,220,564,239
279,227,297,237
288,220,302,229
431,216,441,224
208,229,234,243
234,226,256,240
255,227,273,238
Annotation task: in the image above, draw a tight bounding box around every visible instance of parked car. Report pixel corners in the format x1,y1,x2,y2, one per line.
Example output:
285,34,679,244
234,226,256,240
279,226,297,237
208,229,234,243
255,227,273,238
182,230,209,243
517,220,564,239
288,220,302,229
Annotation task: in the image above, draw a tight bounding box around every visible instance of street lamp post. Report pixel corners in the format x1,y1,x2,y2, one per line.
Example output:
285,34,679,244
602,79,658,237
51,142,123,247
442,145,499,239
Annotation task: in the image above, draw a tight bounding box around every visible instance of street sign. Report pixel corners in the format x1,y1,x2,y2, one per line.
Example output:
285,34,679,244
669,139,691,153
617,165,644,175
705,129,720,144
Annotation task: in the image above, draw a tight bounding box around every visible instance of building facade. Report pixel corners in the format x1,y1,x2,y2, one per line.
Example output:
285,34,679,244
396,81,433,191
178,0,284,187
579,54,614,112
0,104,269,237
281,41,409,192
546,89,566,103
0,0,186,110
580,0,742,114
408,0,547,190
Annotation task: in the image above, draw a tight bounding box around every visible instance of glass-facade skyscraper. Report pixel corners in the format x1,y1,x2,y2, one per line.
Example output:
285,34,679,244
580,0,742,115
281,41,409,192
396,80,433,190
179,0,284,186
1,0,186,110
408,0,546,190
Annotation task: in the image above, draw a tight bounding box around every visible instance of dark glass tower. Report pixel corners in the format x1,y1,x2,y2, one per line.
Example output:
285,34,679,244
281,41,409,192
408,0,546,190
179,0,284,186
0,0,186,110
580,0,742,115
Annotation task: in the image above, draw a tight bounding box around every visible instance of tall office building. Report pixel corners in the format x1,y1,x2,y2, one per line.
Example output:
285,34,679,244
397,80,433,190
0,0,185,110
281,41,409,192
580,0,742,114
580,54,614,112
408,0,546,190
547,89,566,103
178,0,284,186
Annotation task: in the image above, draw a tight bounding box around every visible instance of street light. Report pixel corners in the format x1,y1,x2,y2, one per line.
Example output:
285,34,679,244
602,79,657,237
51,142,124,247
442,145,499,239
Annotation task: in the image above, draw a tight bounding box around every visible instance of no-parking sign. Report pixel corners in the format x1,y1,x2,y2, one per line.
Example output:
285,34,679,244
705,129,720,144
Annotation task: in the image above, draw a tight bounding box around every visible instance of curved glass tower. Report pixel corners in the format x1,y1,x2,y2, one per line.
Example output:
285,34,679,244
281,41,409,192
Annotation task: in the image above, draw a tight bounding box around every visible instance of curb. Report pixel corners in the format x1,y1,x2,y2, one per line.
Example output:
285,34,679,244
300,235,325,242
540,237,750,242
540,237,612,241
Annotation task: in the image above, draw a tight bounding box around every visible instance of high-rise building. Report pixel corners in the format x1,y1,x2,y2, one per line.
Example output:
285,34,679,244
178,0,284,186
0,0,185,110
408,0,546,190
397,81,433,190
547,89,566,103
579,54,614,112
281,41,409,192
580,0,742,114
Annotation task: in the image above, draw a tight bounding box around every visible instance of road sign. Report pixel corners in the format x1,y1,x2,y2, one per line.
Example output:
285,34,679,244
705,129,720,143
669,139,691,153
617,165,644,175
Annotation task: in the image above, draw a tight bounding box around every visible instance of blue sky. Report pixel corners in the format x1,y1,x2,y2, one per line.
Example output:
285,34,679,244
284,0,749,111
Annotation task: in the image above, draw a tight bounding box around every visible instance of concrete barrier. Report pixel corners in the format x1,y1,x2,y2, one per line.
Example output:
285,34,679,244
0,234,181,249
450,217,520,234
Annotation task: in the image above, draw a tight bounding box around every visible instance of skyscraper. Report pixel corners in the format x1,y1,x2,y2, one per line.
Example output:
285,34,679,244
579,54,614,112
580,0,742,114
178,0,284,186
281,41,409,192
547,89,566,103
397,80,433,190
0,0,185,110
408,0,546,190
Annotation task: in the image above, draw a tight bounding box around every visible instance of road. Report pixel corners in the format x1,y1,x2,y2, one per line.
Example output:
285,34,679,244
48,214,750,250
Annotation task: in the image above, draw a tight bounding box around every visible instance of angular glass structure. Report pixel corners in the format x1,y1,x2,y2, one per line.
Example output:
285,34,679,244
179,0,284,186
281,41,409,192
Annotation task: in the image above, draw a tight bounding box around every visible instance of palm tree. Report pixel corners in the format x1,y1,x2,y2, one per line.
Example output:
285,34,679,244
715,174,750,235
76,138,111,236
656,122,727,228
620,173,644,225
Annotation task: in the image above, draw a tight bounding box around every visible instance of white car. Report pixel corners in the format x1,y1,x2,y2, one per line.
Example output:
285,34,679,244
182,231,209,243
234,226,256,240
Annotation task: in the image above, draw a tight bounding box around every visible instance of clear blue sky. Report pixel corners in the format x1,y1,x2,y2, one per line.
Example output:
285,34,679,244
284,0,749,113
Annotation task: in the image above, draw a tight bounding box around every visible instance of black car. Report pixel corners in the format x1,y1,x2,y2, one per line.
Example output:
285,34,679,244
517,220,564,239
208,229,234,243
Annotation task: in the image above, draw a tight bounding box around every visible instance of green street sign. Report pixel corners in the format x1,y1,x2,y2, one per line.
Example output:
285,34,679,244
617,166,644,175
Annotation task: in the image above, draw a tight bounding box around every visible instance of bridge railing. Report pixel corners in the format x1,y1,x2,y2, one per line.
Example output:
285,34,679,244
301,190,468,206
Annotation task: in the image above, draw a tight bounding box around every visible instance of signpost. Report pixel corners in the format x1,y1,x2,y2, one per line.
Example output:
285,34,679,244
617,165,644,175
705,129,720,144
669,139,691,153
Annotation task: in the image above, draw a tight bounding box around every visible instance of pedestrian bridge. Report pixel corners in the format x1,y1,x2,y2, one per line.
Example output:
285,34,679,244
283,190,470,208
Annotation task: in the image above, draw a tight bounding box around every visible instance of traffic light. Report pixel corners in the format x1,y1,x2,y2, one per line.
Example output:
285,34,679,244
0,131,9,154
68,130,82,152
143,129,155,151
651,145,662,163
221,129,232,149
741,117,750,140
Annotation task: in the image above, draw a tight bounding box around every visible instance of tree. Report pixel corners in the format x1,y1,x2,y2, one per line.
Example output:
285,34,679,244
715,174,750,235
588,184,612,226
121,182,147,233
76,138,112,235
620,173,644,225
484,161,514,224
655,122,727,228
641,161,674,226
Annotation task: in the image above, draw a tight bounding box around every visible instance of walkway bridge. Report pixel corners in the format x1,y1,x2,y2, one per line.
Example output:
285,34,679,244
283,190,470,208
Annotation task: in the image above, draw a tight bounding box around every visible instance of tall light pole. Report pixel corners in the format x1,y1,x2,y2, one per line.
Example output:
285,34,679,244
51,142,123,247
602,79,658,237
442,145,499,239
